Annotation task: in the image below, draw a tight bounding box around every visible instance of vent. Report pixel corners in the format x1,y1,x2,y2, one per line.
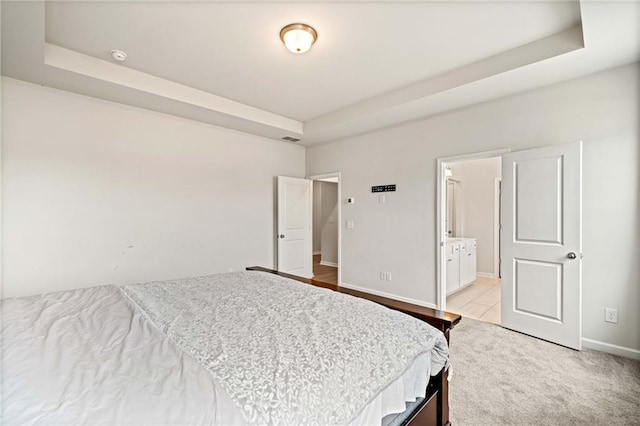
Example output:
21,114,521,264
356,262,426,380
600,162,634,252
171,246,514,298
282,136,301,142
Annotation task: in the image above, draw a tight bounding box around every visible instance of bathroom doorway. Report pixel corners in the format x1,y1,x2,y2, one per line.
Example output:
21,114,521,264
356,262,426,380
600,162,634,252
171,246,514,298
439,152,505,325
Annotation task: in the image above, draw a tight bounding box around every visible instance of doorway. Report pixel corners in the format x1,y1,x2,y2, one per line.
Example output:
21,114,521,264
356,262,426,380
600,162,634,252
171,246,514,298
437,142,583,350
437,149,508,325
309,173,341,285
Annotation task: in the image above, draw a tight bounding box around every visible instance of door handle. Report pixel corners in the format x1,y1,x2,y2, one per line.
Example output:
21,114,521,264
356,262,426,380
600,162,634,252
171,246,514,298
279,234,285,239
567,252,577,259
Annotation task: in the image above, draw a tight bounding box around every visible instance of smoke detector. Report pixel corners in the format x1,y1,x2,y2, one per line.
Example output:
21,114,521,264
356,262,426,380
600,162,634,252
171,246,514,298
110,49,127,62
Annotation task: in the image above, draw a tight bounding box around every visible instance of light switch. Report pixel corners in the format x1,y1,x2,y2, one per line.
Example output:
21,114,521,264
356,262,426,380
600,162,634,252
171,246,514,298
346,220,354,229
379,194,386,204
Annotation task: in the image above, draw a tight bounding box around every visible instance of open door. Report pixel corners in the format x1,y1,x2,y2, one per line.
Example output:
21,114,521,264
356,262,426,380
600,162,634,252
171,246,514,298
277,176,312,278
501,142,582,349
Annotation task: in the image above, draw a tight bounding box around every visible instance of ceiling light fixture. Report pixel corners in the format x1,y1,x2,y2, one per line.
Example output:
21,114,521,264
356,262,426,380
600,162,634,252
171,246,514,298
280,23,317,54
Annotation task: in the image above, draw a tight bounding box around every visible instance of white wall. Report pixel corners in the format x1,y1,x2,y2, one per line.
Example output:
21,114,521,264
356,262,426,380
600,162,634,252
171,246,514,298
312,181,322,254
319,182,338,265
448,157,501,275
1,77,305,298
307,63,640,353
311,181,339,264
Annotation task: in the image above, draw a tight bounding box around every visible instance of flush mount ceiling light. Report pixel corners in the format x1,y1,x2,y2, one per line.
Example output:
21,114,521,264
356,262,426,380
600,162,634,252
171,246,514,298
280,23,317,54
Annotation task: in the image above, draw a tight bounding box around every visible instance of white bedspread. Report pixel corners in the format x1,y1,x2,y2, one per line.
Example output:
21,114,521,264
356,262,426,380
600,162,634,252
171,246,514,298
1,284,244,425
1,271,448,425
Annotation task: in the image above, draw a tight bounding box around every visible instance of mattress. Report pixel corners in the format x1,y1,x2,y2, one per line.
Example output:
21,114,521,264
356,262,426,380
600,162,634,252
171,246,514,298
1,271,448,425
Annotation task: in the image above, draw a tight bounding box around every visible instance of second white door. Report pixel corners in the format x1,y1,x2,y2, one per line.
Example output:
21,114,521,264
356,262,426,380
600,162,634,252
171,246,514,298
277,176,313,278
501,142,582,350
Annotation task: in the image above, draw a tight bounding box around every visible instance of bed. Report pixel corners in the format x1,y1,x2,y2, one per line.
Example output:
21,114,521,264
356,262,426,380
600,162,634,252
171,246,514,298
1,267,460,425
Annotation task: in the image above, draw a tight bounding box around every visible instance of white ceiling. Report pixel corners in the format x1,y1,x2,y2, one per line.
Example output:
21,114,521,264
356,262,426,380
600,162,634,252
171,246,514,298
2,1,639,145
45,1,580,121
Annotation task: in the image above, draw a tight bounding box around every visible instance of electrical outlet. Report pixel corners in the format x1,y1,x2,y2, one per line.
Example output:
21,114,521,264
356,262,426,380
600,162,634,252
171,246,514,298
605,308,618,324
379,272,392,281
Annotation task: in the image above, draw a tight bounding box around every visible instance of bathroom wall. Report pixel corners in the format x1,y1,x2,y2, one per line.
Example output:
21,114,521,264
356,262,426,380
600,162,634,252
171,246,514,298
448,157,502,276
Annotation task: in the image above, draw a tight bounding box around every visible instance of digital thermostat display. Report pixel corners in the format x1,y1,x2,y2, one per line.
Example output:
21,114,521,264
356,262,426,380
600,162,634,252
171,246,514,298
371,185,396,193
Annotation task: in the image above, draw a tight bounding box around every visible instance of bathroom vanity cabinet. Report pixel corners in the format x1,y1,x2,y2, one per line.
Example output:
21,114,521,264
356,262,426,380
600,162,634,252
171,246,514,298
446,238,477,295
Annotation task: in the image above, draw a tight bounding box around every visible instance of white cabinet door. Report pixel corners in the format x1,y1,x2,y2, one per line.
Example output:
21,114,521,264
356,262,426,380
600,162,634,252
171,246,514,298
459,242,469,285
461,241,477,286
446,243,460,294
468,242,477,283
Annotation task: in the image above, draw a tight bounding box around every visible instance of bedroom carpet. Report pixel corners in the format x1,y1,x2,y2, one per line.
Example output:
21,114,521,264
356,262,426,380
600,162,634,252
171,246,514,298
448,318,640,425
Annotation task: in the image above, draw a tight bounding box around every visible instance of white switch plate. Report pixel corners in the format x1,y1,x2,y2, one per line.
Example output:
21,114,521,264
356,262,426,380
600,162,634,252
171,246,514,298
379,194,386,204
346,220,354,229
605,308,618,323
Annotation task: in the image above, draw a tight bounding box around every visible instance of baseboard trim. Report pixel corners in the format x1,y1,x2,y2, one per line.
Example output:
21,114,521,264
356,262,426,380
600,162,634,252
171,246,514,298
339,281,438,310
582,338,640,360
313,251,321,255
476,272,497,278
319,261,338,268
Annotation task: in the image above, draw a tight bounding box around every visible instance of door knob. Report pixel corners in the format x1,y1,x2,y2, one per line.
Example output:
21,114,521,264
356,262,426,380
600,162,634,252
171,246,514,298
567,252,577,259
279,234,285,239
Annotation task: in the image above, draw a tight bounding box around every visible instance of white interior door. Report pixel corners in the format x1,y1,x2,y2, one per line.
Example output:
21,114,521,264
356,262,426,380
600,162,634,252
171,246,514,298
501,142,582,350
277,176,312,278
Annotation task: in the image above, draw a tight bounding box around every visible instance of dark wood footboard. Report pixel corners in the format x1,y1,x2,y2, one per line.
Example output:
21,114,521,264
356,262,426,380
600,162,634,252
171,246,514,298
246,266,461,426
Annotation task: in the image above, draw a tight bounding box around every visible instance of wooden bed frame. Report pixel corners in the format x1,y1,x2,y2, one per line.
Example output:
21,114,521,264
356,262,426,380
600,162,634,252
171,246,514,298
246,266,462,426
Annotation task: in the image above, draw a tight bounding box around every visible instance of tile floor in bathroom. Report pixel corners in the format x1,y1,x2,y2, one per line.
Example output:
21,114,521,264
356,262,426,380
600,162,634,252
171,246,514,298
446,276,501,325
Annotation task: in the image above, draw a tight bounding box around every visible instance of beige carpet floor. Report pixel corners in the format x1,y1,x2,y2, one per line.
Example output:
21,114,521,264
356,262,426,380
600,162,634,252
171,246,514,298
448,318,640,425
